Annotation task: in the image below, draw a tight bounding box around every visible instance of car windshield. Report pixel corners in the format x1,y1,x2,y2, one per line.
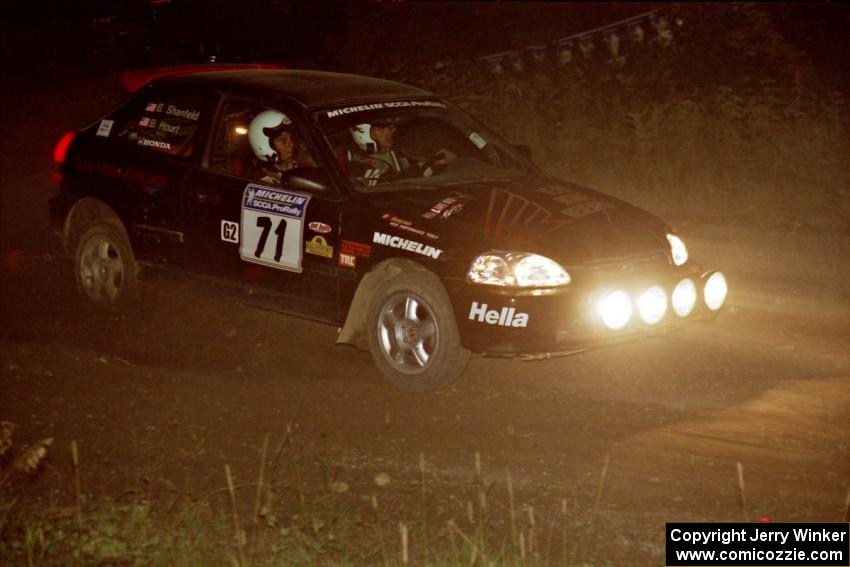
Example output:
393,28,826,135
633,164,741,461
313,99,535,193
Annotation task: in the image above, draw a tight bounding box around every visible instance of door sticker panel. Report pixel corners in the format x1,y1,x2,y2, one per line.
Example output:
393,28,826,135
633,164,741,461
239,184,310,273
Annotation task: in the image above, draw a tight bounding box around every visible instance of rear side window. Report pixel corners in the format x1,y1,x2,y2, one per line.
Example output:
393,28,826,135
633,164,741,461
99,87,208,159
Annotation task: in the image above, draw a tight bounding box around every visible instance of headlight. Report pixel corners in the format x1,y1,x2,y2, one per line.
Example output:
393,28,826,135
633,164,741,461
672,278,697,317
637,285,668,325
703,271,728,311
468,252,570,287
666,233,688,266
597,289,633,330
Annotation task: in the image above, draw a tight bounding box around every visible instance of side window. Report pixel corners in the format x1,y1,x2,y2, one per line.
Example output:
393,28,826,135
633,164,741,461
108,88,206,159
208,99,317,185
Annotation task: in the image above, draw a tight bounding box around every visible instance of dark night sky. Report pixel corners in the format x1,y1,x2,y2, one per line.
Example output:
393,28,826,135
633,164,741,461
2,1,848,88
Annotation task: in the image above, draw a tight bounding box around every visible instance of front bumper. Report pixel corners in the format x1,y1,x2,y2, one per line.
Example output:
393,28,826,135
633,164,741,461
446,266,726,356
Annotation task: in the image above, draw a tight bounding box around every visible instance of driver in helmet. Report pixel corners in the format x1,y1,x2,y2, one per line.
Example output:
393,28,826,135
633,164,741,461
248,110,312,185
347,120,455,187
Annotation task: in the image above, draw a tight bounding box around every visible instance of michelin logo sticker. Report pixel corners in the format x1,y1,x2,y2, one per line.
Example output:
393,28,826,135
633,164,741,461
240,184,310,272
325,100,447,118
373,232,442,260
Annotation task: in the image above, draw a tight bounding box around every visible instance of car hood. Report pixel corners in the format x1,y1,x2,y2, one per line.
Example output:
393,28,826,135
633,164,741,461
367,176,671,266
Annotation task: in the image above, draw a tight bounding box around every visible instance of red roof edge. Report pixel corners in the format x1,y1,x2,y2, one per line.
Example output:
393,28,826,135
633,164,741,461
119,63,288,93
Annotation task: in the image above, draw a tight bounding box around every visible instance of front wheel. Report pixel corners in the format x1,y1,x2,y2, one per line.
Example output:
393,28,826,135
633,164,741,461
74,222,137,307
366,270,470,391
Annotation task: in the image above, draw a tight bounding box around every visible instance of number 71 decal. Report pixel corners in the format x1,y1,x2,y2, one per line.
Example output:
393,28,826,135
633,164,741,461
239,184,311,272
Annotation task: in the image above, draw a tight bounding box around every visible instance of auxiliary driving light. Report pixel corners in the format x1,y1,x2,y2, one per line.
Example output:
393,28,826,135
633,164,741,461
672,278,697,318
703,271,728,311
597,289,633,330
638,286,668,325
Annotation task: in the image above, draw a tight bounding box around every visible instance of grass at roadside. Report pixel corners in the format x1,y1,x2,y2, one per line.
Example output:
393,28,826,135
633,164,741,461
1,426,646,566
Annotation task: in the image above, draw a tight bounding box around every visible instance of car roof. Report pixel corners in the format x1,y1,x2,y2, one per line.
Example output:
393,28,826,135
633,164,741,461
158,69,436,110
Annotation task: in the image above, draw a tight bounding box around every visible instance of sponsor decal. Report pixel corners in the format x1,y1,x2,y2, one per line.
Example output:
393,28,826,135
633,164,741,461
382,214,439,240
74,158,168,189
372,232,442,259
383,213,412,226
468,302,529,328
96,119,114,137
221,220,239,243
468,131,487,149
123,167,167,188
305,235,333,258
240,184,311,273
422,197,462,220
397,223,437,239
138,138,172,150
308,221,332,234
441,203,463,219
244,186,308,217
165,105,200,121
339,253,356,269
325,100,447,118
341,240,371,258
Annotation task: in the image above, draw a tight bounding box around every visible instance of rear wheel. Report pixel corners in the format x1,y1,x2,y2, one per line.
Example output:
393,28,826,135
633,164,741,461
74,223,137,307
366,270,470,391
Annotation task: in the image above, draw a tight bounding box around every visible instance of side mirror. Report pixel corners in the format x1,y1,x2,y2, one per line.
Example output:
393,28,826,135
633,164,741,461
280,167,331,193
513,144,533,161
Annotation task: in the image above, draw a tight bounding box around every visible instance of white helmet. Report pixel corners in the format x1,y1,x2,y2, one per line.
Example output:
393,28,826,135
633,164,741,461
350,123,377,152
249,110,293,162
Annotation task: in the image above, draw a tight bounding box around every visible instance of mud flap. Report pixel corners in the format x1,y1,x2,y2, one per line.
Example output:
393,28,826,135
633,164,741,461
336,262,409,350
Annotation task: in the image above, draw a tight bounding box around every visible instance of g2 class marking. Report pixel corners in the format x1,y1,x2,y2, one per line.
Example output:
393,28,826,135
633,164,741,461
221,221,239,243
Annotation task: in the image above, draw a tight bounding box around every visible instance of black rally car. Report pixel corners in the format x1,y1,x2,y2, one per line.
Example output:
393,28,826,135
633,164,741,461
49,66,728,390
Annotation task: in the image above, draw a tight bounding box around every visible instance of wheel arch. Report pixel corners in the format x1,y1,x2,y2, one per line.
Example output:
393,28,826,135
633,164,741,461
63,198,128,255
336,257,429,350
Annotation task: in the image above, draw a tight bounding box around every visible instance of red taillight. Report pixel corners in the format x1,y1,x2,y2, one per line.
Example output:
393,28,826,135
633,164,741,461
53,131,76,164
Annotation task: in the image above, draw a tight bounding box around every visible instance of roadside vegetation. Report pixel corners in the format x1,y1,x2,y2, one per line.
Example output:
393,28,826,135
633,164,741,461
2,425,653,566
342,4,849,231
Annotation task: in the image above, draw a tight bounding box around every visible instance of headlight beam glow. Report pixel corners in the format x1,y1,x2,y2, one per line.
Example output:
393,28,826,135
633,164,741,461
597,289,633,330
672,278,697,318
703,271,728,311
667,233,688,266
638,286,668,325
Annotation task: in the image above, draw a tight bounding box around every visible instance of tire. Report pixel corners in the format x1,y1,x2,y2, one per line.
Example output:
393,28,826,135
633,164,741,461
366,270,470,391
74,222,137,307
